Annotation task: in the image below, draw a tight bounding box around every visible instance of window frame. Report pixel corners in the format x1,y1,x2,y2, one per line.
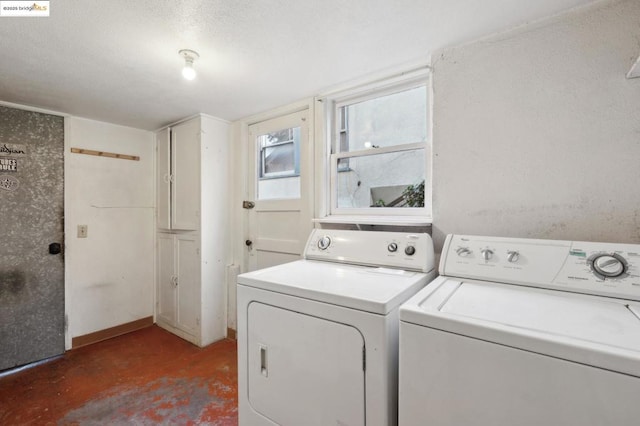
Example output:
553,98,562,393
324,70,432,220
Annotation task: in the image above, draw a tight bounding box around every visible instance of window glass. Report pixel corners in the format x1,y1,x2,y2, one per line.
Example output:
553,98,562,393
336,149,425,208
257,126,301,200
259,127,300,178
264,144,295,174
330,78,429,214
338,86,427,152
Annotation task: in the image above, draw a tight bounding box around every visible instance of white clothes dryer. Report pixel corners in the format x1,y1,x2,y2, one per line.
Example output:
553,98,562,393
237,229,435,426
399,234,640,426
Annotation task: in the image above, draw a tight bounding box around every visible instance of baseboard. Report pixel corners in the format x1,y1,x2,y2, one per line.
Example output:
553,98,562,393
71,316,154,349
227,327,236,340
156,320,200,347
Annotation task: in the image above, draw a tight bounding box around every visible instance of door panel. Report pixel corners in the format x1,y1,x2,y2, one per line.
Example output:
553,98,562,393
247,110,312,271
156,128,171,229
248,302,365,426
156,233,175,325
171,119,199,230
256,252,299,271
0,107,64,370
176,234,199,335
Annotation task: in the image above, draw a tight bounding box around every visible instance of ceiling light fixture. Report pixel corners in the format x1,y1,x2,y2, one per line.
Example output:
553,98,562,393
179,49,199,80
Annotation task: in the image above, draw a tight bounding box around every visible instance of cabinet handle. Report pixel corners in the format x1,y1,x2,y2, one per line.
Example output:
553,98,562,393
163,173,170,183
171,276,178,286
169,174,175,183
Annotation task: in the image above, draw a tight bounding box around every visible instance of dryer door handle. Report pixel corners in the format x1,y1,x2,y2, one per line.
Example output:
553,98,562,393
260,344,268,377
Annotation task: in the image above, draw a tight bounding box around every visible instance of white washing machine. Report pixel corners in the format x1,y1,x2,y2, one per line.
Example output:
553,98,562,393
399,234,640,426
237,229,435,426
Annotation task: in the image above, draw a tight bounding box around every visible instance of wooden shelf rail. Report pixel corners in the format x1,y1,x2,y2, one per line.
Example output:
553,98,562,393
71,147,140,161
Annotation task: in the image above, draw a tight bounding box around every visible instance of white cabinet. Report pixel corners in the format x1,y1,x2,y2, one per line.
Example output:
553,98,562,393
155,114,230,347
157,233,199,337
156,119,200,230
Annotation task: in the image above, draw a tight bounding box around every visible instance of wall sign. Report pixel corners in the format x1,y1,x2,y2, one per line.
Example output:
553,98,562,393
0,144,26,156
0,158,18,172
0,175,19,191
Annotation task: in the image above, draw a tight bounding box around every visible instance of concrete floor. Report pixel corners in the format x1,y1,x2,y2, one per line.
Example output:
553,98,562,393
0,325,238,425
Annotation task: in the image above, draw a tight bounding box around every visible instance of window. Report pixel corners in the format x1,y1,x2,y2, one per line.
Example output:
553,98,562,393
258,127,300,179
252,112,305,201
327,72,430,217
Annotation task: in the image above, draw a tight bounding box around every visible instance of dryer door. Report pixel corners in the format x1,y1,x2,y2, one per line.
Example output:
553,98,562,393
248,302,365,425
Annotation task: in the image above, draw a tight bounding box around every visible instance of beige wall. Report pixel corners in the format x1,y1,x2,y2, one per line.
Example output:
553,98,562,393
431,0,640,251
64,117,155,347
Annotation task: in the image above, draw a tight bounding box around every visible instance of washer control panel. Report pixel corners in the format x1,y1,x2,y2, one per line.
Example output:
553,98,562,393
304,229,435,272
442,234,640,301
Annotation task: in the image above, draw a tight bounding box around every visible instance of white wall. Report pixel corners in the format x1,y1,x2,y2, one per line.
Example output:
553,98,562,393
64,117,154,347
432,0,640,251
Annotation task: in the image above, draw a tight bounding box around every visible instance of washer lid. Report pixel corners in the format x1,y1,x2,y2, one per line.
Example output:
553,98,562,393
400,277,640,377
237,259,429,314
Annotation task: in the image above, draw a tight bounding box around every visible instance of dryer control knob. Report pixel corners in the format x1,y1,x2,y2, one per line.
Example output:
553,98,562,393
318,236,332,250
507,251,520,263
481,248,494,261
405,246,416,256
388,243,398,252
456,247,472,257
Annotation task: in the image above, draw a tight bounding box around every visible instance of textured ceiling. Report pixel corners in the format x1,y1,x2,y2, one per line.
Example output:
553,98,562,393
0,0,600,130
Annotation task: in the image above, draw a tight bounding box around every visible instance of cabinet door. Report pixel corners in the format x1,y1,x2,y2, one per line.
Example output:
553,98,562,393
171,119,200,230
157,233,176,325
176,234,200,335
156,128,171,229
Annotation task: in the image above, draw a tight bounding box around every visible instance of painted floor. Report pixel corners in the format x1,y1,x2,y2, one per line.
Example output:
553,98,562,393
0,326,238,425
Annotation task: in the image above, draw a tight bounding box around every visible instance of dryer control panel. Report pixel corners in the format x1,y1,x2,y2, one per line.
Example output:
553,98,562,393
441,234,640,301
304,229,435,273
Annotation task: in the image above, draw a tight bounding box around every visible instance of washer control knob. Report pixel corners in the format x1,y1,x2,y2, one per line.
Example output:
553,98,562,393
481,248,494,261
456,247,472,257
405,246,416,256
507,251,520,263
388,243,398,253
317,236,332,250
591,254,626,278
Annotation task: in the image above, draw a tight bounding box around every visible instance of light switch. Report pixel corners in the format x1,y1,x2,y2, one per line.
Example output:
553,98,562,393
77,225,88,238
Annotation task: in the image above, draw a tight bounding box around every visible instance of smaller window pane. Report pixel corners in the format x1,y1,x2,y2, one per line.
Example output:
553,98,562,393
258,127,300,178
257,126,301,201
336,149,425,209
264,143,294,174
338,86,427,152
263,128,294,146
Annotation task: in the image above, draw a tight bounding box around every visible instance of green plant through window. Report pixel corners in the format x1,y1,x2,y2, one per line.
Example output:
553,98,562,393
402,180,425,207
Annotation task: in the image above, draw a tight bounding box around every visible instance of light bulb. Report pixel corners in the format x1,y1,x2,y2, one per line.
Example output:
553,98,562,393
179,49,199,80
182,62,196,80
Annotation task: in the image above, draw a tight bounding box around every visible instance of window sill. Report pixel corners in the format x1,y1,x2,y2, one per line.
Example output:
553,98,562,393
313,215,432,227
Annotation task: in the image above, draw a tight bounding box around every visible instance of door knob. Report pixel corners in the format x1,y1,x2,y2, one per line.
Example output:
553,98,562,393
245,240,253,247
49,243,62,255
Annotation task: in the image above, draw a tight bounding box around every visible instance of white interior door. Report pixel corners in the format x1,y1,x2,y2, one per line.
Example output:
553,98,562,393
247,109,312,271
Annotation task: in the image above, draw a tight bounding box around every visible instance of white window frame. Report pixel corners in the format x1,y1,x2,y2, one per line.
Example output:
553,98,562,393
258,127,301,180
320,68,432,224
